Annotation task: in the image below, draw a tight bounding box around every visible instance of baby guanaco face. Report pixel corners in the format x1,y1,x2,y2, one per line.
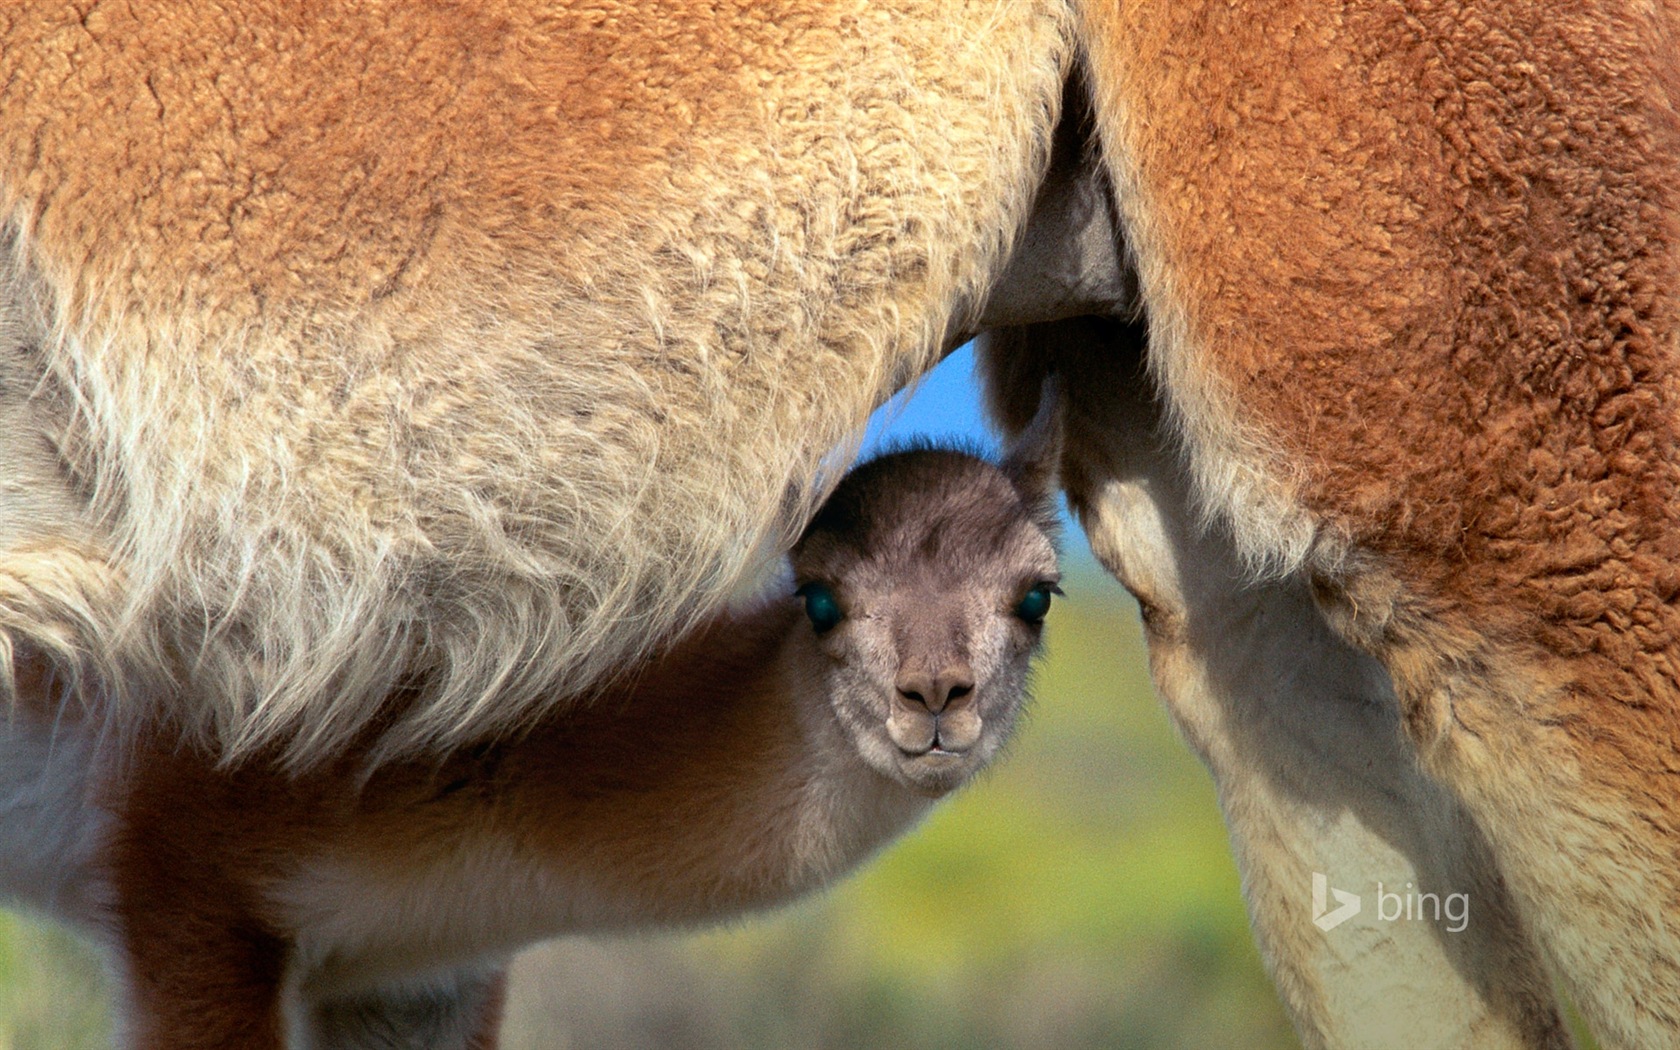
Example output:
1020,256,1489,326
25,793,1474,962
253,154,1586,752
791,447,1060,797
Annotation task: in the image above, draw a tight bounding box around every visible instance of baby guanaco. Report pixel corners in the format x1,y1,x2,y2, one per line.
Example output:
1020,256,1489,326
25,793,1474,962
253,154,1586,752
0,431,1061,1050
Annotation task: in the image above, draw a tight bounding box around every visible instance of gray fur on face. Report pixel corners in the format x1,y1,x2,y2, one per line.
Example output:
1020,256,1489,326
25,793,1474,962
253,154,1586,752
790,447,1060,796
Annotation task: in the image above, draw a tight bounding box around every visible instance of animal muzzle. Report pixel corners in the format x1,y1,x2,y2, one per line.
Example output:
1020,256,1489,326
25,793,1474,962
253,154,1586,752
887,669,983,756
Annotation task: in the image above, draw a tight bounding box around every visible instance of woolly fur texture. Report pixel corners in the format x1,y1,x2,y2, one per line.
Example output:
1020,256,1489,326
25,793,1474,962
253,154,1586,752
0,1,1069,762
6,2,1680,1047
1069,4,1680,1045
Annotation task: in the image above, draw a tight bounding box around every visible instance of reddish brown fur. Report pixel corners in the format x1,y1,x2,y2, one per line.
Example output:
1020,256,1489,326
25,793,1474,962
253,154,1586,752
110,614,804,1050
0,1,766,327
79,446,1057,1049
5,1,1680,1044
0,1,1070,764
1072,3,1680,1041
1082,0,1680,780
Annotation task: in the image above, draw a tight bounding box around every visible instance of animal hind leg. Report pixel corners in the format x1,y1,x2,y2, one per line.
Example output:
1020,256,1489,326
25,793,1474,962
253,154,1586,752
302,965,510,1050
981,319,1571,1049
1070,3,1680,1039
112,895,290,1050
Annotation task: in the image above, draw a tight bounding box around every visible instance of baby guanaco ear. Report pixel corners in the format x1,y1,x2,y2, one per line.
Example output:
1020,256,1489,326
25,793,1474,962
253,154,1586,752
1000,374,1063,517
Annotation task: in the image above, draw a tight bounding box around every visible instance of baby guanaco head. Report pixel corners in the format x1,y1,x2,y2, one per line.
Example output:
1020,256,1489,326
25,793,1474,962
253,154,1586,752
789,438,1060,798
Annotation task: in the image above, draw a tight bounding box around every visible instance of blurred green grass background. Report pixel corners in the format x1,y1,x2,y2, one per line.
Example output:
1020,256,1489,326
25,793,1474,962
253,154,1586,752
0,563,1299,1049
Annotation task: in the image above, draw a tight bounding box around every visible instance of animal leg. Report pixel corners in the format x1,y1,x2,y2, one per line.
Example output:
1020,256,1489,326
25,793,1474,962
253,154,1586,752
1317,567,1680,1049
302,965,510,1050
113,904,288,1050
1071,3,1680,1041
983,320,1570,1048
106,739,294,1049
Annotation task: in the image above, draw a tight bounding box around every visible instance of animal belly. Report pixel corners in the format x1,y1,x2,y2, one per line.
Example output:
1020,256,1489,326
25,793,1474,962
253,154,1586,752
0,1,1072,762
279,850,632,998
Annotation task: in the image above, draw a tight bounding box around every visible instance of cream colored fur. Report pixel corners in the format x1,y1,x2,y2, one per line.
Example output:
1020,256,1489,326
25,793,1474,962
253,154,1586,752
4,4,1677,1048
0,2,1070,764
984,314,1680,1046
0,438,1060,1050
1320,576,1680,1048
0,245,125,724
1065,11,1326,580
984,322,1571,1048
1046,6,1680,1041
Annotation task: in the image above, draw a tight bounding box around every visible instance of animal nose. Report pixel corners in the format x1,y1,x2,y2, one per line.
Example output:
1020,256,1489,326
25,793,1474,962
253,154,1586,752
895,665,975,715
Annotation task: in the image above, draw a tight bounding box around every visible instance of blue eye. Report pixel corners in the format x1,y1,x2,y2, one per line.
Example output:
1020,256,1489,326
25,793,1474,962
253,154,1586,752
797,582,843,633
1015,584,1055,624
